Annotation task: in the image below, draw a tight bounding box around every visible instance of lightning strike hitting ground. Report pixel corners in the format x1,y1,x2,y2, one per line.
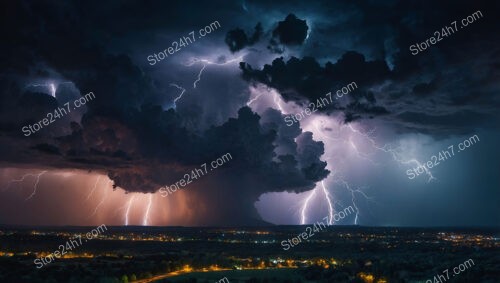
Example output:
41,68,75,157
300,189,317,224
336,179,370,225
320,181,335,225
299,176,370,225
299,119,381,225
142,194,153,226
24,171,47,201
125,195,136,226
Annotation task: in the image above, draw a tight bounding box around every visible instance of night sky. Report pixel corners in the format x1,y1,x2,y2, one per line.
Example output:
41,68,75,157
0,0,499,227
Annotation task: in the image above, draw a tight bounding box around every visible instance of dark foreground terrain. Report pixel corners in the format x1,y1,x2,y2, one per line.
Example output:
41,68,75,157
0,226,498,283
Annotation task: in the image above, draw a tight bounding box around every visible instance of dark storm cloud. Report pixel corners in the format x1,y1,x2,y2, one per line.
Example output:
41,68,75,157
225,23,263,52
412,78,439,97
271,14,308,45
231,0,500,135
1,0,499,226
201,107,328,189
395,110,494,135
0,0,329,224
239,52,391,121
179,107,328,225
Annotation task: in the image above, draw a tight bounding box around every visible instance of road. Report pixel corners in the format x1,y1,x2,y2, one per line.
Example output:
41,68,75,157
132,267,294,283
132,268,232,283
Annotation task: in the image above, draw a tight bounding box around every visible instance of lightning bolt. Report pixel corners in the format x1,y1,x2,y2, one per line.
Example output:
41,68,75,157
24,82,72,98
3,172,39,192
86,176,101,201
335,178,375,225
246,93,264,106
272,93,433,225
312,121,378,165
24,171,47,201
193,64,207,89
381,145,436,182
49,83,56,97
184,55,245,68
347,124,436,182
298,120,384,225
313,120,436,182
89,180,111,217
320,181,335,225
300,177,367,225
184,54,246,88
300,189,317,224
142,194,153,226
168,54,245,108
348,138,379,165
125,195,136,226
169,83,186,107
273,92,284,112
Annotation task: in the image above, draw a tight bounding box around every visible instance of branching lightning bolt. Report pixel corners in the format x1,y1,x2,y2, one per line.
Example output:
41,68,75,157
299,177,369,225
24,171,47,201
169,54,245,107
381,145,436,182
314,121,435,182
335,178,375,225
298,121,386,225
184,55,246,88
3,173,38,192
347,124,436,182
169,83,186,106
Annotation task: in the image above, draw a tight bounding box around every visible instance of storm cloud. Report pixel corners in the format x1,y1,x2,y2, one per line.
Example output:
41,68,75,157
0,0,499,226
